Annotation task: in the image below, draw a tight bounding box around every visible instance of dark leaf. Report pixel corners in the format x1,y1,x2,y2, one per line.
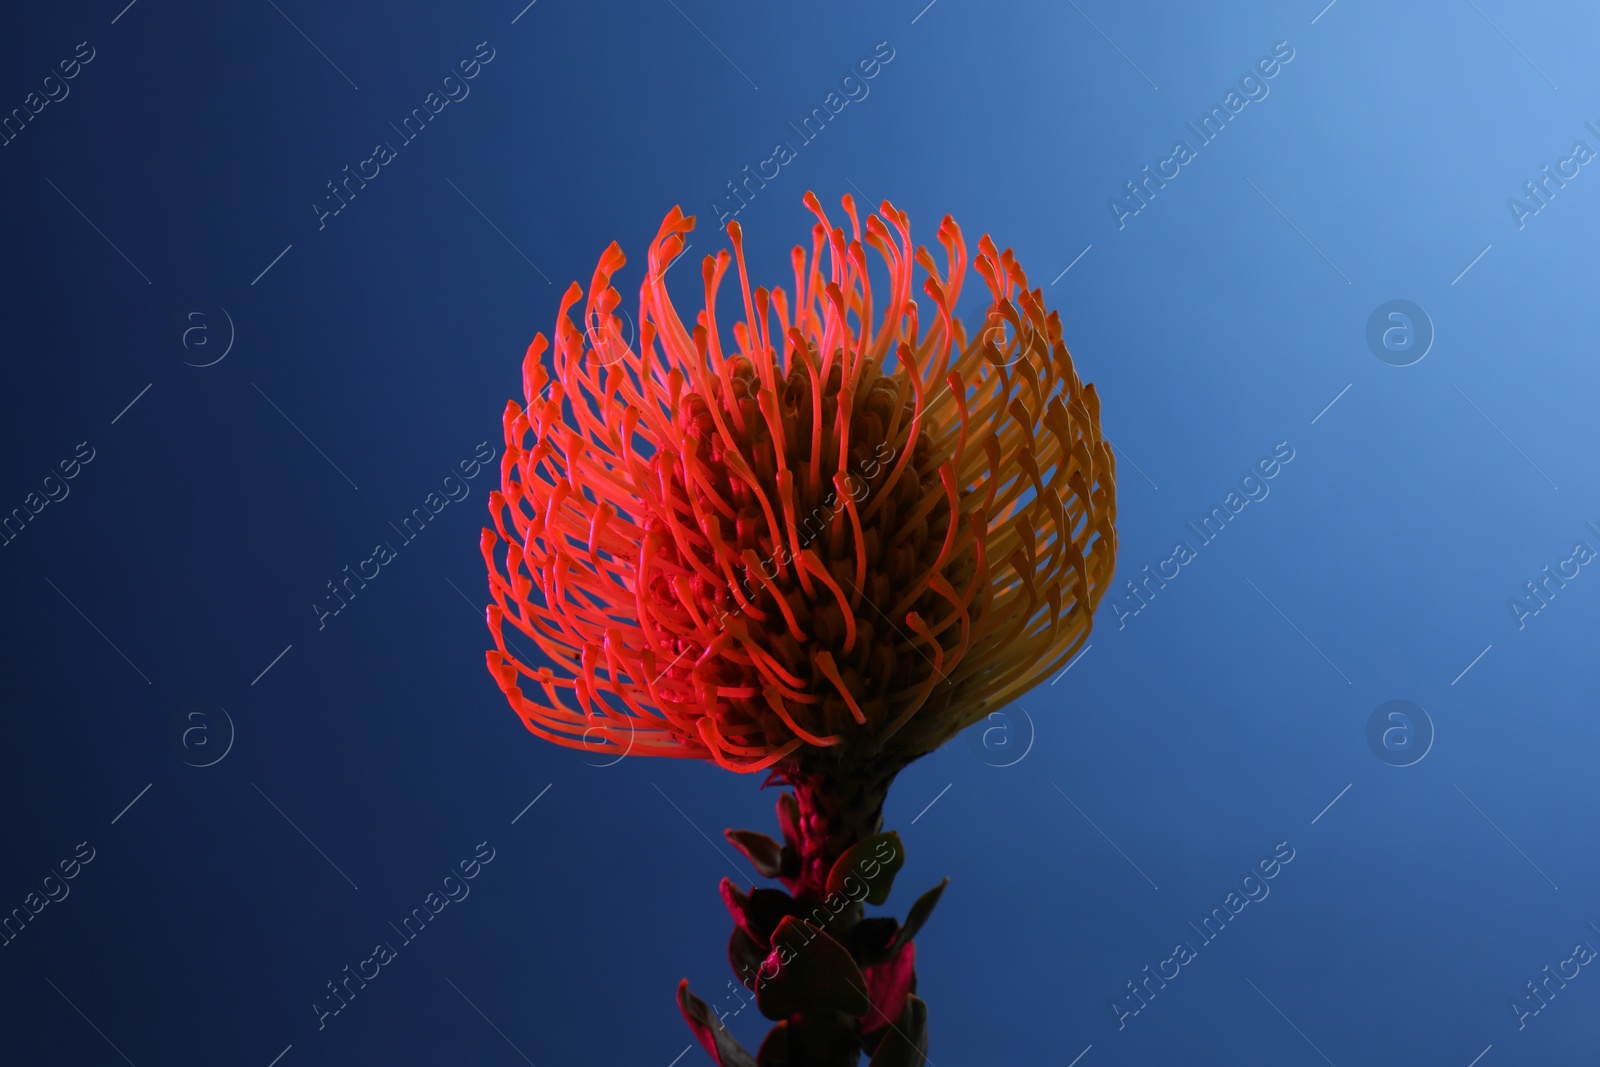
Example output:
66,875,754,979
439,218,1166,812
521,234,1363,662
850,917,901,966
753,916,872,1020
861,1022,888,1059
730,927,767,991
824,831,905,906
786,1009,862,1064
678,979,758,1067
775,794,805,890
722,880,800,947
778,844,801,889
720,879,753,935
776,793,802,853
890,879,948,955
748,888,800,940
860,940,916,1036
726,829,786,879
867,994,929,1066
755,1021,790,1066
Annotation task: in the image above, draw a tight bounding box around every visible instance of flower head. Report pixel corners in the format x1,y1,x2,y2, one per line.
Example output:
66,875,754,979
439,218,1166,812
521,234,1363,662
484,193,1116,775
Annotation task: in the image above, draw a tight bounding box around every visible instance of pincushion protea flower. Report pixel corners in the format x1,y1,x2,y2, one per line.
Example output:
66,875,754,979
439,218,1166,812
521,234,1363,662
483,193,1116,1064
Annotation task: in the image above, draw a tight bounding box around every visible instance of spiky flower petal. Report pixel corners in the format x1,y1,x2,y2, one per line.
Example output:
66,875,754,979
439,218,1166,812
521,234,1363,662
484,193,1116,775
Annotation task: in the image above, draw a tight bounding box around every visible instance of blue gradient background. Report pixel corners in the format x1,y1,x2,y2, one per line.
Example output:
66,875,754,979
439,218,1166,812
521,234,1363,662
3,1,1599,1064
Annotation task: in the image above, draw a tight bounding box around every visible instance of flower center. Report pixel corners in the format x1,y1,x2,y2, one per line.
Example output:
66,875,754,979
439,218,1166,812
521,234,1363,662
642,349,975,754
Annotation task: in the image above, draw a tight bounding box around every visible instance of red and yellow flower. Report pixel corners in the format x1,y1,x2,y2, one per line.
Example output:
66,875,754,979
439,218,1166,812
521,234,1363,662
481,192,1118,1063
483,192,1116,781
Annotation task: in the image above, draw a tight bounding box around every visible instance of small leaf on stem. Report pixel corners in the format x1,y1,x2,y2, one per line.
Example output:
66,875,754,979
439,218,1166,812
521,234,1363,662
866,994,929,1066
825,831,905,906
890,879,948,955
726,829,786,879
754,917,872,1020
678,979,759,1067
